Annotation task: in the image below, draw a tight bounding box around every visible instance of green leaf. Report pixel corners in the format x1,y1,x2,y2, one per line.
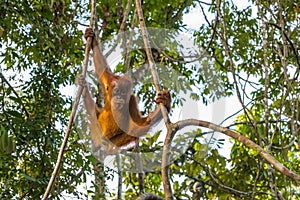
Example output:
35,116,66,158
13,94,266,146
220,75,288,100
21,173,37,182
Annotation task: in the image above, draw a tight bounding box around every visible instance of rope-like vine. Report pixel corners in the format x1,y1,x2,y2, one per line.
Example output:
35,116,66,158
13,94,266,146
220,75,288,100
42,0,96,198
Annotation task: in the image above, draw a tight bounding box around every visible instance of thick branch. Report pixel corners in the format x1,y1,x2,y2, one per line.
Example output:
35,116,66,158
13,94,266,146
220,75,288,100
173,119,300,184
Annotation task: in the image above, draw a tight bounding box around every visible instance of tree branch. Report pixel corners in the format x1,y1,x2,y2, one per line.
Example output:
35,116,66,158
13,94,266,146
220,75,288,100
173,119,300,184
186,156,251,197
267,22,300,70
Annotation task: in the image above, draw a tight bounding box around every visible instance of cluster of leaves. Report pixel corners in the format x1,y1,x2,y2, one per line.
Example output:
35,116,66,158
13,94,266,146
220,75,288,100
0,0,92,199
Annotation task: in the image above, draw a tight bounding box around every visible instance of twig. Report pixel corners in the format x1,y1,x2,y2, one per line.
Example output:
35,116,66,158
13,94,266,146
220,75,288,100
267,22,300,70
195,0,214,6
197,0,218,52
41,0,96,199
187,156,250,197
0,73,30,119
119,0,132,32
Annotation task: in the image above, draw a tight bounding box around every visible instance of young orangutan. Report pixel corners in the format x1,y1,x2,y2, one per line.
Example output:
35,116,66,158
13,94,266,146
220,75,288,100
82,28,171,149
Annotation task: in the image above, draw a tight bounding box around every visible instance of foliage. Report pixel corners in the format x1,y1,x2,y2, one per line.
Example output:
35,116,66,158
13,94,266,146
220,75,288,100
0,0,88,199
1,0,299,199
